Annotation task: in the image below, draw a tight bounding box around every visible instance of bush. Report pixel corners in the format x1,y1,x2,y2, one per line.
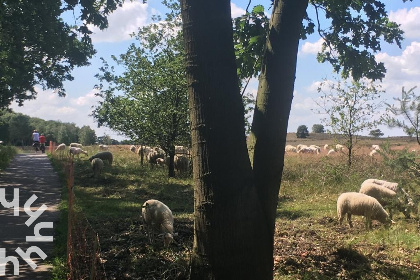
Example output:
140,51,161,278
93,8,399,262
0,145,17,170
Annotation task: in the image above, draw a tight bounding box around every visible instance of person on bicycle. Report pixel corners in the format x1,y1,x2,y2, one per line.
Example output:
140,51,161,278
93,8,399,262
39,133,46,153
32,130,40,152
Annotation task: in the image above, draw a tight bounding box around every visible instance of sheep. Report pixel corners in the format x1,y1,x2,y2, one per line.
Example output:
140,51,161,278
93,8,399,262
285,145,297,153
156,157,166,167
174,155,190,174
89,151,113,165
55,143,66,152
69,147,88,158
175,145,189,155
130,145,137,153
359,183,397,206
327,149,336,156
337,192,392,229
309,145,321,154
372,144,380,151
296,144,308,153
297,146,319,154
70,143,83,148
91,158,104,178
141,199,174,247
369,149,378,157
99,144,109,150
361,179,417,218
324,144,329,150
335,144,345,151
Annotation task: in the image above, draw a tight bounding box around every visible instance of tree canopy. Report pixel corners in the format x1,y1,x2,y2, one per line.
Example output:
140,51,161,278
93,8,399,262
0,0,126,109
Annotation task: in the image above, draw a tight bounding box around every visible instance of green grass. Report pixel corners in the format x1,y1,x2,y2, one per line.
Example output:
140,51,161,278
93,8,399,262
49,144,420,279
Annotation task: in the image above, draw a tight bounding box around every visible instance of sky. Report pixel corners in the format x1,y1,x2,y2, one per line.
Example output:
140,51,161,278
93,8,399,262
10,0,420,140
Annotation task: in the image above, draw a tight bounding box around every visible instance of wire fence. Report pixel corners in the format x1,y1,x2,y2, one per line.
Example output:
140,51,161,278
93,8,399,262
50,142,107,279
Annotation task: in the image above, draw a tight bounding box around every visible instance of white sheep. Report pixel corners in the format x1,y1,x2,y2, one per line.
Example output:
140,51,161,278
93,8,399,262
337,192,391,229
372,144,380,151
91,158,104,178
296,144,308,153
55,143,66,152
369,149,378,157
327,149,336,156
130,145,137,153
89,151,113,165
285,145,297,153
141,199,174,247
309,145,321,153
324,144,329,150
297,146,319,154
69,147,88,158
70,143,83,148
99,144,109,150
361,179,398,192
335,144,345,151
359,183,397,206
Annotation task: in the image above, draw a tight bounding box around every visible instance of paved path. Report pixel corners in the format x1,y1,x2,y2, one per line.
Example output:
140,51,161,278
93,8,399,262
0,153,62,279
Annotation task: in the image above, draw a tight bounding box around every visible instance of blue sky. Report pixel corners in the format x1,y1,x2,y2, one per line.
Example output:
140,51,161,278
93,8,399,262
11,1,420,140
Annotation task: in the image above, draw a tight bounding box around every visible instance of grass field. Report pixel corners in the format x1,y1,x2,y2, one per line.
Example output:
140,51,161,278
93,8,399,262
50,135,420,279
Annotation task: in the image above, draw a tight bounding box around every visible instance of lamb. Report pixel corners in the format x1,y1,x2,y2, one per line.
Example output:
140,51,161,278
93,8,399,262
70,143,83,148
285,145,297,153
89,151,113,165
69,147,88,158
337,192,391,229
91,158,104,178
141,199,174,247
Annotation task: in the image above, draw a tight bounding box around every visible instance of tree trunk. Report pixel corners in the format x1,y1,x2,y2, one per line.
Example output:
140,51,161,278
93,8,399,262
248,0,309,247
181,0,272,278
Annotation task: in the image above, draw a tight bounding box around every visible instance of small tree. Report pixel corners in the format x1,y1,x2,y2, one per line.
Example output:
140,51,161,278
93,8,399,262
296,125,309,138
386,86,420,144
312,124,325,133
369,129,384,138
315,78,384,166
78,125,97,146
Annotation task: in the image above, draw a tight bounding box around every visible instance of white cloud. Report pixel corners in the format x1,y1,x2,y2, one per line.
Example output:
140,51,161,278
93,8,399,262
89,1,149,43
389,7,420,39
300,38,324,55
231,3,246,18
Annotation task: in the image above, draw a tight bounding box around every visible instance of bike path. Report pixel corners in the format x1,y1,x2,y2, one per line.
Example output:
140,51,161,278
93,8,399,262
0,153,62,279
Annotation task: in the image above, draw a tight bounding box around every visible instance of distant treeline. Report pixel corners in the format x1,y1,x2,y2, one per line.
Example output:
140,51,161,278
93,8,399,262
0,110,125,146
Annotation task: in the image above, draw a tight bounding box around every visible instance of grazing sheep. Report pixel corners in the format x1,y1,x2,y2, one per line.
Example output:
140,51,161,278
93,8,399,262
141,199,174,247
285,145,297,153
337,192,391,229
130,145,137,153
297,146,319,154
70,143,83,148
175,145,189,155
69,147,88,158
91,158,104,178
296,144,308,153
361,179,417,217
174,155,189,174
55,143,66,152
372,144,380,151
309,145,321,153
324,144,329,150
89,151,113,165
99,144,109,150
359,183,397,206
369,149,378,157
327,149,336,156
335,144,345,151
156,157,166,167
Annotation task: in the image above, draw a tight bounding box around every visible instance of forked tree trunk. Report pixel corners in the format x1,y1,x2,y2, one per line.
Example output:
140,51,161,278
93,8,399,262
181,0,271,279
249,0,309,239
181,0,308,279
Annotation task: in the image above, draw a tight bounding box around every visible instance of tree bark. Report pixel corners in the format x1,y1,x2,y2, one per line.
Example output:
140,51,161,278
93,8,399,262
249,0,309,239
181,0,272,279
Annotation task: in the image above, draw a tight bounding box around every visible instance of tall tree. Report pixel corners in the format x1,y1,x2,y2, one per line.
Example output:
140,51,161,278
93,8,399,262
78,125,97,145
8,113,32,146
93,8,189,177
0,0,127,109
181,0,407,278
315,79,384,166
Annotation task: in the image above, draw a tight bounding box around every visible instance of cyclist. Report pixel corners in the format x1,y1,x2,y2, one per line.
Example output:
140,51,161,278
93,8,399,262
39,133,46,153
32,130,40,152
